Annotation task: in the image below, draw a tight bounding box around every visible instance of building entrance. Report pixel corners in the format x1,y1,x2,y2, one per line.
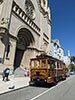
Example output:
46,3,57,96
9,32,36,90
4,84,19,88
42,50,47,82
14,28,35,70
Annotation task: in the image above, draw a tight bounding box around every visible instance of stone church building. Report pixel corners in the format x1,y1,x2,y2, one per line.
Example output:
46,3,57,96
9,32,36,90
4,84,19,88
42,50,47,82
0,0,51,70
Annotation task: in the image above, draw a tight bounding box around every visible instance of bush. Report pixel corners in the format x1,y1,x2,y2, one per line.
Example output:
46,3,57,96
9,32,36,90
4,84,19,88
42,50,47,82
69,64,75,71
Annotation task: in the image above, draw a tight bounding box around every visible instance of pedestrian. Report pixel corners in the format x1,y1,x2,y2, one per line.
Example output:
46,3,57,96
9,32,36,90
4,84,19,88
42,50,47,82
2,68,10,81
24,68,27,76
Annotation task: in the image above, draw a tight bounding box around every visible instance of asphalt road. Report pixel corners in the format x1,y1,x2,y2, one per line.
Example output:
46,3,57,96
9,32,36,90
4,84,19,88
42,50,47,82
0,75,75,100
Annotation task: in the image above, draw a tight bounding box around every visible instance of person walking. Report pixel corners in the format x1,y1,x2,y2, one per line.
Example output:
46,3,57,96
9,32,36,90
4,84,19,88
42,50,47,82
2,68,10,81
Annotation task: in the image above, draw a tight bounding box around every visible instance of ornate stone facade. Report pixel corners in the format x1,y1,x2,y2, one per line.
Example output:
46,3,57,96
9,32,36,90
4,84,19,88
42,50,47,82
0,0,51,69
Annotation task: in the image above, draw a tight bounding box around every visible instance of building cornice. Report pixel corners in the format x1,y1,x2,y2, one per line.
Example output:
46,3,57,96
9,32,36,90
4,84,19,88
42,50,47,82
27,47,44,53
12,1,41,36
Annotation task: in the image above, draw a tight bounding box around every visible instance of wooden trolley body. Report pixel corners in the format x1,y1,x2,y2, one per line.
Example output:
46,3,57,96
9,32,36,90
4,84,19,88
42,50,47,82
30,54,66,85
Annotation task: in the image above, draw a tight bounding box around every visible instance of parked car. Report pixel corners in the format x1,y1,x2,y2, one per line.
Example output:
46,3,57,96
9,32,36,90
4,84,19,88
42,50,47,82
70,71,75,75
66,72,70,77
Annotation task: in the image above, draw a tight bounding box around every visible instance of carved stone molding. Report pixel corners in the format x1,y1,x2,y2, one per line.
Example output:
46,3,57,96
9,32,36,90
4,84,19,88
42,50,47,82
12,1,40,35
0,17,9,38
25,0,36,20
37,0,47,14
36,0,51,24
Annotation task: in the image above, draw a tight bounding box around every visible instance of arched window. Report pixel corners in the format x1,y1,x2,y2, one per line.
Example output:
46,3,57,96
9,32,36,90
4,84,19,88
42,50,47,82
0,0,3,5
40,0,47,11
43,0,46,5
25,0,35,20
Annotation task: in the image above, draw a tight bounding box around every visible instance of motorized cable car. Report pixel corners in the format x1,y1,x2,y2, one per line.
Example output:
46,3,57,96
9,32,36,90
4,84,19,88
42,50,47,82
30,54,66,85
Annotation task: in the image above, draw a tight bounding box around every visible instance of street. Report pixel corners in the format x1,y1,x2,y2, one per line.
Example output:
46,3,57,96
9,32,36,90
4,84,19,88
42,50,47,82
0,75,75,100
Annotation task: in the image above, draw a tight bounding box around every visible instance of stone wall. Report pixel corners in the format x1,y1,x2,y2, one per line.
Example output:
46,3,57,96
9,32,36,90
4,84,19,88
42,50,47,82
0,0,51,69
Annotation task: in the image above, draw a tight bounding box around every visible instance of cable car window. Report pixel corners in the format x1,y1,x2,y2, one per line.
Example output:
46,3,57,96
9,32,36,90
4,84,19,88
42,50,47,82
48,59,51,68
42,60,46,67
31,60,34,67
36,60,40,67
51,63,55,70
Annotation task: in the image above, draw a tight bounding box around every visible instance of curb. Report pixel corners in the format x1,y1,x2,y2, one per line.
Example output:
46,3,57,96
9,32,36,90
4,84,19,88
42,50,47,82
0,84,29,95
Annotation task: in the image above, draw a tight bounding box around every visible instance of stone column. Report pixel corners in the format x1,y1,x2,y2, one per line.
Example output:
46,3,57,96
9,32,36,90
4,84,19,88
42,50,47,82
4,38,16,68
0,0,13,21
0,39,5,64
47,23,51,55
39,13,44,53
0,0,14,65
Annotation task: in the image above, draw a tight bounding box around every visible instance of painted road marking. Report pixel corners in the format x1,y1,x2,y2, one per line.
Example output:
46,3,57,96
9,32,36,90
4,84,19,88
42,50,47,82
30,76,75,100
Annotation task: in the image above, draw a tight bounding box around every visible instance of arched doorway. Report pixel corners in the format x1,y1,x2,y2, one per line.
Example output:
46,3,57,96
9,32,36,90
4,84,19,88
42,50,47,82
14,28,35,71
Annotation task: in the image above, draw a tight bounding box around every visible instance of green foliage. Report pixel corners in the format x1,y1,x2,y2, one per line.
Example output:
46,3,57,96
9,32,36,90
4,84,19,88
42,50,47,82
69,64,75,71
71,56,75,63
65,67,69,72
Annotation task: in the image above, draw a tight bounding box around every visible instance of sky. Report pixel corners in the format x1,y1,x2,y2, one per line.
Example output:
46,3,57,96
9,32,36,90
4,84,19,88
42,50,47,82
48,0,75,56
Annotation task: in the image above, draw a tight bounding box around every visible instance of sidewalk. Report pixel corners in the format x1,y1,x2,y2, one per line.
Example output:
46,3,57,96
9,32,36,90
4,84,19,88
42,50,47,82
0,75,30,95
